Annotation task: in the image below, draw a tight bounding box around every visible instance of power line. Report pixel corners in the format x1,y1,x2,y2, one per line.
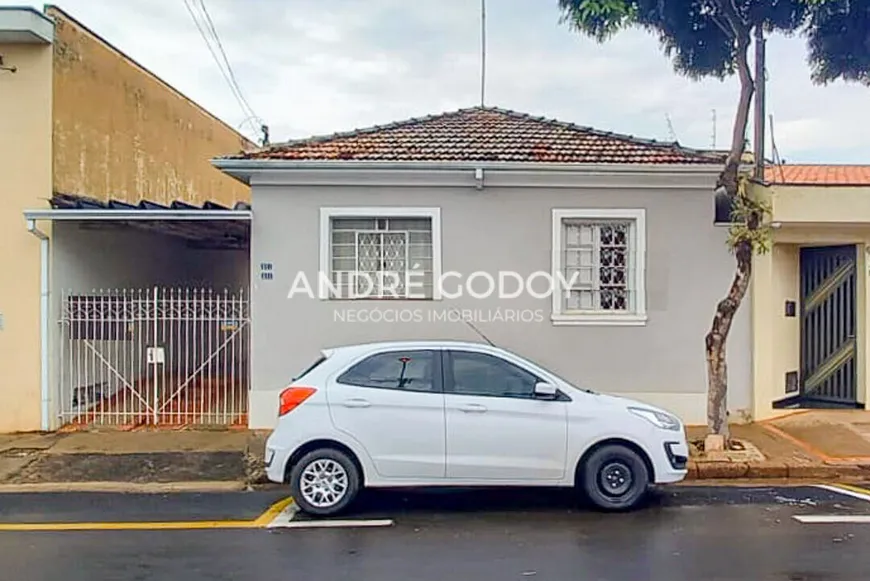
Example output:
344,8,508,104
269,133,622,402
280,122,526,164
182,0,261,138
196,0,260,126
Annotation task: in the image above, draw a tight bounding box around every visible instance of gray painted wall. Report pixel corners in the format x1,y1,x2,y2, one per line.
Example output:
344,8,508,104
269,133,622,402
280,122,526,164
248,178,752,427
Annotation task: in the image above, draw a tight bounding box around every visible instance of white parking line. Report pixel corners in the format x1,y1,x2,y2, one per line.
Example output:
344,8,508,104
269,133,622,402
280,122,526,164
814,484,870,503
269,518,395,529
265,501,394,529
792,484,870,524
794,515,870,524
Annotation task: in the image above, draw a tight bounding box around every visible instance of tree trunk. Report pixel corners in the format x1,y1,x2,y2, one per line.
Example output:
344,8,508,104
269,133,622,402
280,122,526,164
706,26,756,438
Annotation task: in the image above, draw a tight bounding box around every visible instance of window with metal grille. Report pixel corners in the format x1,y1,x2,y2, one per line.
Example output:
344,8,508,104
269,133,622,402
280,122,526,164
551,209,647,325
562,219,634,311
330,217,434,299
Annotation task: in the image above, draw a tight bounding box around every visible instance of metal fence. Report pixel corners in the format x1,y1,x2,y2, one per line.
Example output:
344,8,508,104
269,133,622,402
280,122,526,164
59,287,250,428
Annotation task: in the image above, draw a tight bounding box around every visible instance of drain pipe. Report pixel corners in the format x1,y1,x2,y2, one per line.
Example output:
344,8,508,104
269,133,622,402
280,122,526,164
26,219,50,432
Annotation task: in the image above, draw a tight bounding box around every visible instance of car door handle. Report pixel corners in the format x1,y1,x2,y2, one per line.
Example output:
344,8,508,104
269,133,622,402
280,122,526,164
342,398,371,408
458,403,487,413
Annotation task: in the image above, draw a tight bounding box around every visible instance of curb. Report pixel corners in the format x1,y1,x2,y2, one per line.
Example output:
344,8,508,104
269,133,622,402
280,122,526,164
685,460,870,481
0,481,249,494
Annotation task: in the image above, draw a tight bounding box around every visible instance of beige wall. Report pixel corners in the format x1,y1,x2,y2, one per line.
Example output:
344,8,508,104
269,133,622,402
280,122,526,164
769,184,870,224
47,6,253,206
1,7,255,433
752,182,870,420
752,242,800,419
0,41,53,432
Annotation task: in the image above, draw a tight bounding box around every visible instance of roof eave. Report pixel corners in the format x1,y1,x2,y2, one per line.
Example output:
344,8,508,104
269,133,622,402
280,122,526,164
24,208,252,221
212,158,729,185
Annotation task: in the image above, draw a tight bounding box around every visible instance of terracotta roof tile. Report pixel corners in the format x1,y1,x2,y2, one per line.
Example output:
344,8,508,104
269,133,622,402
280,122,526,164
764,165,870,186
231,106,724,165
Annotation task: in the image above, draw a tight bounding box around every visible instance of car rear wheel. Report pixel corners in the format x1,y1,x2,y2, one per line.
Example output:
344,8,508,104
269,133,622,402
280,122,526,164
289,448,360,516
580,444,650,511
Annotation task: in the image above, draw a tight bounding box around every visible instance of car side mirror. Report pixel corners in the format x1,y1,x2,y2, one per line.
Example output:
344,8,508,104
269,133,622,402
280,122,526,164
534,381,557,399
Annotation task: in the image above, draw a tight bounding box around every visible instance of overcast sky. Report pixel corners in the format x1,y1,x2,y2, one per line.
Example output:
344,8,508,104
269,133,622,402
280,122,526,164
8,0,869,162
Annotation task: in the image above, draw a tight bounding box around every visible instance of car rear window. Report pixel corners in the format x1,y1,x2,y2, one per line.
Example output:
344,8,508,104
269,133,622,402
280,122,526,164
292,355,327,382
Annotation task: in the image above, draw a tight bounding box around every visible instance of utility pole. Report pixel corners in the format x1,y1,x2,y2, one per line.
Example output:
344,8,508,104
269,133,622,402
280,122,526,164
753,25,766,180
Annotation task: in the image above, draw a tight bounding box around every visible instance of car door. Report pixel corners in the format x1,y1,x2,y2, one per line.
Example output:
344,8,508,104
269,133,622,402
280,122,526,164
327,348,445,480
443,349,568,481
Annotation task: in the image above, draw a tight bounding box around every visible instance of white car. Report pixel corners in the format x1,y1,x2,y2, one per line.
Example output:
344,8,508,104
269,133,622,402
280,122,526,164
264,340,689,516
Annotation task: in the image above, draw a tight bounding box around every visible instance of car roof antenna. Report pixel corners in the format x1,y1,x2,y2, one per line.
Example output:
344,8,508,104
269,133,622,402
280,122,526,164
450,309,496,346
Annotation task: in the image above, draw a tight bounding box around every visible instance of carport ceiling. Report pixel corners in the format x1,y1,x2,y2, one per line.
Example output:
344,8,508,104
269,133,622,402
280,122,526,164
50,193,251,250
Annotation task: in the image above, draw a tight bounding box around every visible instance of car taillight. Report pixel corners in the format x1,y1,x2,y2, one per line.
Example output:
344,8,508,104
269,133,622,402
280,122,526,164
279,386,316,416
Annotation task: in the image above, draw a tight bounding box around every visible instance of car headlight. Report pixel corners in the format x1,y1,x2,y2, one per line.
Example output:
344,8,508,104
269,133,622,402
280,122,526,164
628,407,682,431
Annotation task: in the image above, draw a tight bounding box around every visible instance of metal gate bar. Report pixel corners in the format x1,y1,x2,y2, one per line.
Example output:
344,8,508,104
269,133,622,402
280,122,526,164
59,287,250,428
799,245,858,405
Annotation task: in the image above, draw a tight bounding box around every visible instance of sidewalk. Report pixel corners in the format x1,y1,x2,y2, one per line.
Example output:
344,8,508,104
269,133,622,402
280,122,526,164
0,429,270,492
685,410,870,481
1,411,869,492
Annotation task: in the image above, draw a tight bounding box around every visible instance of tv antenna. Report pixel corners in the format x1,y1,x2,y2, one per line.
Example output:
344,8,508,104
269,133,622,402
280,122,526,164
665,113,677,142
711,109,717,149
480,0,487,106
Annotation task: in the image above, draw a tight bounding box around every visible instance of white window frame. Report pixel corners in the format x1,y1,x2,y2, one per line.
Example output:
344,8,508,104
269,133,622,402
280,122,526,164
550,208,647,326
319,207,443,300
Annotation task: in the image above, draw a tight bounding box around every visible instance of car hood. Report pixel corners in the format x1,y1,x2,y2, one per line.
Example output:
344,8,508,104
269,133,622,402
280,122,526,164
584,391,677,417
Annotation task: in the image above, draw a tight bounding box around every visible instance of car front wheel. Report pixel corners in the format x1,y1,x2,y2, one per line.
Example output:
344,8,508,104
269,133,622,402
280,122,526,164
289,448,361,516
580,444,650,511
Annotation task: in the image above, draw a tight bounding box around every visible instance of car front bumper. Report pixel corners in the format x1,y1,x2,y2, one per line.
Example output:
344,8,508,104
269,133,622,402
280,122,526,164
651,435,689,484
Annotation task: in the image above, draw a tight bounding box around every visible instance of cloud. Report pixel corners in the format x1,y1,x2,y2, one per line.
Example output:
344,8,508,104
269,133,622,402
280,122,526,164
3,0,867,162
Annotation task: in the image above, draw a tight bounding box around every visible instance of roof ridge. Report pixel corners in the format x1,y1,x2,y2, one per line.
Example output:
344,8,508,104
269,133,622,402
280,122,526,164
227,105,726,164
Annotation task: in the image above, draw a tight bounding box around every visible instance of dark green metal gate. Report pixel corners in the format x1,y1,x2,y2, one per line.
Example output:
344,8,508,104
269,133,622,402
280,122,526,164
799,245,859,406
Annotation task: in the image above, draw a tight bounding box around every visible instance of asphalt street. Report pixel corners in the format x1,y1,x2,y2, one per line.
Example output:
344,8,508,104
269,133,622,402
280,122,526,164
1,484,869,580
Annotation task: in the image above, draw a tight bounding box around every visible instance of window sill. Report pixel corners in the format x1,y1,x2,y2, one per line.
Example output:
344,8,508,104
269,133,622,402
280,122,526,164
550,313,648,326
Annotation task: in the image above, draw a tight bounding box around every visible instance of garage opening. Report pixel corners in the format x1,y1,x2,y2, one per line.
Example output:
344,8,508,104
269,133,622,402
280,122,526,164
27,193,251,430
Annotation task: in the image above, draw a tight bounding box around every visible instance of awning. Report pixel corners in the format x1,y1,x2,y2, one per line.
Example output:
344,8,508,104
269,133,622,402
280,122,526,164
24,193,252,250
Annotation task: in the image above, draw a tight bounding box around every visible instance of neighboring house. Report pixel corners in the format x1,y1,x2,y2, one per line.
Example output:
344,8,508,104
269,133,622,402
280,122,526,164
215,106,754,429
750,164,870,421
1,5,254,432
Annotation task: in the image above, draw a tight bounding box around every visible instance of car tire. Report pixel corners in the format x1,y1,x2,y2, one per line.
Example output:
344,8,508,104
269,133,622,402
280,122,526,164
289,448,361,517
580,444,650,512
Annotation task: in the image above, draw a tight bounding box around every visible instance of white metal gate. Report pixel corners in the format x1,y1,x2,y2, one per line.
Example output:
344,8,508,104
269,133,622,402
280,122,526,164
59,287,250,428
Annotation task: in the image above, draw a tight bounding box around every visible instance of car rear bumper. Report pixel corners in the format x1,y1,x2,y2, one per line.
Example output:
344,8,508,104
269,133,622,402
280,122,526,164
264,437,293,484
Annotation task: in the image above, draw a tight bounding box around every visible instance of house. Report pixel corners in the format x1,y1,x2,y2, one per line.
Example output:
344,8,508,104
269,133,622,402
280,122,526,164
3,5,254,432
215,106,754,429
750,164,870,421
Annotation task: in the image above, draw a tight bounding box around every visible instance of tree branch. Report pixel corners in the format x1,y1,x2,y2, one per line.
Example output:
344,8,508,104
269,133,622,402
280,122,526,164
720,29,753,192
709,0,738,36
729,0,748,27
710,13,732,37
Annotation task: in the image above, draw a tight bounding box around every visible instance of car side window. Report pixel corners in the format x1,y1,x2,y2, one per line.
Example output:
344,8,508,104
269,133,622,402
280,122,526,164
337,350,437,393
447,350,540,399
